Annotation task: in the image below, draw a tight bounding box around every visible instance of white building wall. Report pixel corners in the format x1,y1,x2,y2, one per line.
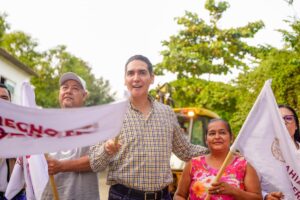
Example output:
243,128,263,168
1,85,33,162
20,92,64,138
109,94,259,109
0,57,32,104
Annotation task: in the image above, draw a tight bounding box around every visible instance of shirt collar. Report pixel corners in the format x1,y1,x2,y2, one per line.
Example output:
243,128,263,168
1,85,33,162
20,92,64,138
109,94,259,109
129,95,154,112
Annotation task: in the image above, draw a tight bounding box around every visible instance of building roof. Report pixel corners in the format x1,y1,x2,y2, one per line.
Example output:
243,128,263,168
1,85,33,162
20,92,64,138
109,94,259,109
0,47,38,76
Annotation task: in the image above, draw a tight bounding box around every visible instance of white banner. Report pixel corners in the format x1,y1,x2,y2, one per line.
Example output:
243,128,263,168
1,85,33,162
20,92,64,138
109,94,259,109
231,80,300,200
0,97,128,158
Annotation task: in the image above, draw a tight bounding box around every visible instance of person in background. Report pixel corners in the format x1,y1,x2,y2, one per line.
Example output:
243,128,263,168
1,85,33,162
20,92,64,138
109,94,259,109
41,72,99,200
263,105,300,200
0,83,26,200
0,84,11,101
174,119,262,200
88,55,208,200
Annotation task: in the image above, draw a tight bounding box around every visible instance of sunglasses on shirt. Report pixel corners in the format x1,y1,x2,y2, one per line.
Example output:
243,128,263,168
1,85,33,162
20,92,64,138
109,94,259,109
282,115,294,123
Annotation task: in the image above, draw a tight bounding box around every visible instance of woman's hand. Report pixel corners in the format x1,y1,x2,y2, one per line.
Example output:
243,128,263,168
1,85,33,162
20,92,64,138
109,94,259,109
265,192,284,200
208,181,236,196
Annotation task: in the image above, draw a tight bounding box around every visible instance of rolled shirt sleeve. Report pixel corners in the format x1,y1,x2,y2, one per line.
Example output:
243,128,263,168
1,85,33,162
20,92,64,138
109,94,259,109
88,142,112,172
171,110,208,161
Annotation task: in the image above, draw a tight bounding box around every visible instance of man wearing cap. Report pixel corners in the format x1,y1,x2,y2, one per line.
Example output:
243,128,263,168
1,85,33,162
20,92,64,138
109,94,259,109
0,83,26,200
41,72,100,200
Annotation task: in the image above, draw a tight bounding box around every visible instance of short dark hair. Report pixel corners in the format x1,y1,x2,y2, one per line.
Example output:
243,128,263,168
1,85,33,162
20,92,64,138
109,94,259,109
205,118,233,138
125,55,153,74
0,83,11,100
278,104,300,143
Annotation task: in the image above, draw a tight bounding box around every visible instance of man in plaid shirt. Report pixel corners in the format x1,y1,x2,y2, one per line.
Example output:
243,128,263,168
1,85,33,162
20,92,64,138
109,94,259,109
89,55,208,200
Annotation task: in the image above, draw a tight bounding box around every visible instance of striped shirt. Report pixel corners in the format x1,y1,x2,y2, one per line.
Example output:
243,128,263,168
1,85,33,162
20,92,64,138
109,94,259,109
89,98,207,191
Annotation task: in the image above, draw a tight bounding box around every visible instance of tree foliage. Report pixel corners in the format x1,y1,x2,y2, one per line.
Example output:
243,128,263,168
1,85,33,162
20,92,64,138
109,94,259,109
31,45,115,107
153,0,300,135
151,0,264,133
1,31,42,68
0,16,115,108
168,78,237,121
0,13,10,43
155,0,264,79
284,0,294,5
232,19,300,132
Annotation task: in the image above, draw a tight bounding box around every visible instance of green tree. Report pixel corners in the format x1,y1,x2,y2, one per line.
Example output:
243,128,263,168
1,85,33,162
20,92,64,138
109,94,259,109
155,0,264,79
152,0,263,129
31,46,115,107
1,31,42,69
284,0,294,5
0,15,115,107
0,13,10,43
232,19,300,132
167,78,237,121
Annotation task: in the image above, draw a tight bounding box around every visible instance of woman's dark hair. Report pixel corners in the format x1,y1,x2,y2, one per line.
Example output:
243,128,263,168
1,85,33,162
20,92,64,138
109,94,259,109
125,55,153,74
278,104,300,143
205,119,233,144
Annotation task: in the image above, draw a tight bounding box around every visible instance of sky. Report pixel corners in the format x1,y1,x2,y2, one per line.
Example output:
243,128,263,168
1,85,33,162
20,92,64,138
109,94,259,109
0,0,299,99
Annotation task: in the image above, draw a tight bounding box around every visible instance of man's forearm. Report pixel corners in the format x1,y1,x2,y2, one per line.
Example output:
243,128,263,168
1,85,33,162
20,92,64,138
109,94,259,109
60,155,92,172
89,143,113,172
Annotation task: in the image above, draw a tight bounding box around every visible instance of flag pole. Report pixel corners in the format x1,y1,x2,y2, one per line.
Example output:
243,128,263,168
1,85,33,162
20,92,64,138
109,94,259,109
204,151,234,200
114,135,119,146
49,175,59,200
45,154,60,200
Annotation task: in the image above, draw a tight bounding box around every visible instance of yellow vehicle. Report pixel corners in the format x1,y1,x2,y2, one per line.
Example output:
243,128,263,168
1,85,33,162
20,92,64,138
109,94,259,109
154,83,219,195
169,107,219,195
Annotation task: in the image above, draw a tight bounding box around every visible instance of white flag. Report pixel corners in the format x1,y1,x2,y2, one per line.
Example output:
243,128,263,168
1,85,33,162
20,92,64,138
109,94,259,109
6,81,48,200
21,82,48,200
21,81,37,108
231,80,300,200
27,155,48,200
4,158,25,200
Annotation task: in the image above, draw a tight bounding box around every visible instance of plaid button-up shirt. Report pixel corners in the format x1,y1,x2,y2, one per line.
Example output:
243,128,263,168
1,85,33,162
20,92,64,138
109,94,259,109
89,98,207,191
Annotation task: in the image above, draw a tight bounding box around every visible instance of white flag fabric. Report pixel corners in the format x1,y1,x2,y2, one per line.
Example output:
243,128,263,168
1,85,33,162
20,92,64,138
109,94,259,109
0,85,128,158
4,158,25,200
231,80,300,200
27,154,48,200
21,81,37,108
20,82,48,200
6,82,47,200
6,82,38,199
6,156,46,200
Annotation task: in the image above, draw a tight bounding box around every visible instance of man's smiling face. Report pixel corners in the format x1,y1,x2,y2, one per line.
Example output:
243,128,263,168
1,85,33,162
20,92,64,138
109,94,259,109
124,59,154,100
